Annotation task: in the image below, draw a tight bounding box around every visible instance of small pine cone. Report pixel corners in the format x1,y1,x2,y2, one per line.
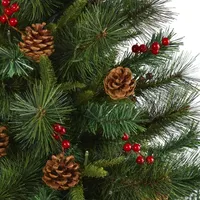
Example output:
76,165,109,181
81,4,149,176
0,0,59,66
104,66,136,100
0,126,9,158
19,22,54,62
42,154,81,190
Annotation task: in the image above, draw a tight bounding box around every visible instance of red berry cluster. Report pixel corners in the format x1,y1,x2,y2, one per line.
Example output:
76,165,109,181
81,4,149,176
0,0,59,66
122,133,154,165
0,0,20,26
132,37,170,55
52,123,71,150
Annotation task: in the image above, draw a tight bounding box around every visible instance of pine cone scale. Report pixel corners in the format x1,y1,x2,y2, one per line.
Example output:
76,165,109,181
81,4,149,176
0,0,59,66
19,22,54,62
104,66,136,100
0,127,9,158
42,154,80,190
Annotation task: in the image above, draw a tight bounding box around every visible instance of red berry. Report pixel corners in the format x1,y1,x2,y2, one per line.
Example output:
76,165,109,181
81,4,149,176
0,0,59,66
136,155,145,164
146,156,154,164
162,37,170,46
4,7,13,16
139,44,147,53
2,0,10,7
9,18,18,26
132,143,141,152
11,3,20,12
0,15,7,23
132,44,140,53
151,42,160,51
60,127,66,135
62,140,71,149
123,143,132,152
53,133,60,140
122,133,129,141
139,76,146,82
53,123,63,133
151,49,159,55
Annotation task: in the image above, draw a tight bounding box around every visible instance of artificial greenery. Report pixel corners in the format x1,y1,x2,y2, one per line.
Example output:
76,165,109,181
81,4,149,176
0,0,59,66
0,0,200,199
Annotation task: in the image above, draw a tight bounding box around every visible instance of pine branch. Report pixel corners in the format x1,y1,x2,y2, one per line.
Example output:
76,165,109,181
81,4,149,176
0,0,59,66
93,156,125,168
69,185,85,200
83,164,108,178
124,0,175,36
152,123,200,154
56,0,87,29
10,82,73,156
17,0,63,23
0,153,43,200
135,52,199,95
81,101,147,139
119,29,183,71
60,81,86,91
0,45,33,78
136,88,199,141
29,186,59,200
39,56,57,86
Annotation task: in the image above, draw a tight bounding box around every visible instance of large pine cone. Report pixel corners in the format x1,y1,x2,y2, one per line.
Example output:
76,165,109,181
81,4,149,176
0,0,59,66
19,22,54,62
104,66,136,100
42,154,80,190
0,126,9,158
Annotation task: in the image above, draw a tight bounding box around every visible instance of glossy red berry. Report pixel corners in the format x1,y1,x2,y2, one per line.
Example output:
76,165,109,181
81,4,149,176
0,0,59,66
136,155,145,164
122,133,129,141
132,44,140,53
2,0,10,7
60,127,66,135
151,42,160,51
151,49,159,55
0,15,7,23
62,140,71,149
139,44,147,53
9,18,18,26
132,143,141,152
146,156,154,164
123,143,132,152
11,3,20,12
4,7,13,16
53,133,60,140
162,37,170,46
53,123,63,133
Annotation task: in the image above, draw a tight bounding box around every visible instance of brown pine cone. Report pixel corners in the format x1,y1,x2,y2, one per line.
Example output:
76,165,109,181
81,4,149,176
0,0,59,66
42,154,81,190
19,22,54,62
104,66,136,100
0,126,9,158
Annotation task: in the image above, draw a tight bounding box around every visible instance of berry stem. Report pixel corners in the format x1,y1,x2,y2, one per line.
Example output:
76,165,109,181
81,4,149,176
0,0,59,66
84,151,89,166
4,14,24,36
57,133,65,154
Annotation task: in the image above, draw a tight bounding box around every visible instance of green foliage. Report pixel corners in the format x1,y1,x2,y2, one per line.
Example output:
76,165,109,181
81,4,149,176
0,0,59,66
82,101,146,139
83,164,108,178
61,81,86,91
56,0,87,29
29,186,59,200
0,153,43,200
93,156,125,168
153,123,200,154
69,185,85,200
119,29,183,71
10,82,73,156
138,88,199,141
135,52,198,95
0,45,33,78
124,0,175,36
16,0,63,24
39,56,57,86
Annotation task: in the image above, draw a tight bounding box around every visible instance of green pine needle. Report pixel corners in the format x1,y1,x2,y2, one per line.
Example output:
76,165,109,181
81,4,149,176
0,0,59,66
10,81,73,156
0,45,33,78
69,185,85,200
83,164,108,178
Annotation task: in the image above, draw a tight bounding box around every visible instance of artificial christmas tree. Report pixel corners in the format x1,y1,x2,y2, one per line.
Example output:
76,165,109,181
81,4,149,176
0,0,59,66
0,0,200,200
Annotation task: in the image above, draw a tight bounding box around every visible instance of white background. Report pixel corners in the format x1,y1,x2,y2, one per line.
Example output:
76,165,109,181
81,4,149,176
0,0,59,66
169,0,200,56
